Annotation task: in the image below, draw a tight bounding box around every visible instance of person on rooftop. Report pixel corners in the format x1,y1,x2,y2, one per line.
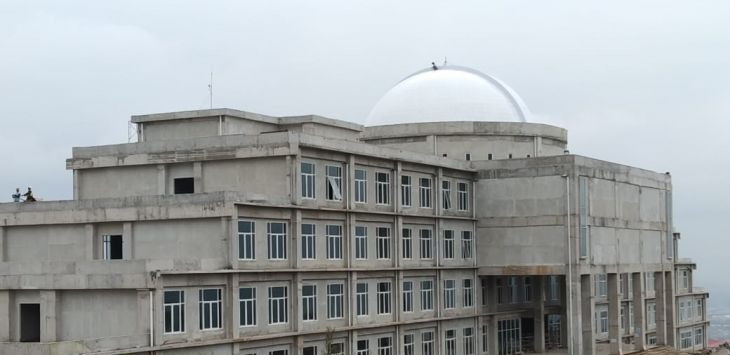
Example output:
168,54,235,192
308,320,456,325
22,187,36,202
11,187,21,202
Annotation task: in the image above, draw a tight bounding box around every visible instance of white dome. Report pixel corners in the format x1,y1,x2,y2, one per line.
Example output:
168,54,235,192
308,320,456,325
366,65,530,125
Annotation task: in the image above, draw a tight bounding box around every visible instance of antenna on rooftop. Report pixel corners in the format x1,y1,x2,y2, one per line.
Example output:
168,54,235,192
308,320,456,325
208,71,213,109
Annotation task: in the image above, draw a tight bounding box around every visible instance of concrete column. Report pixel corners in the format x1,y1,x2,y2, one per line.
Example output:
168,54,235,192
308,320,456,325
293,155,302,206
136,290,151,346
581,274,596,355
39,290,57,342
664,271,676,348
122,222,133,260
157,164,166,195
85,224,95,260
395,161,402,213
534,276,546,352
291,210,301,269
0,290,10,341
561,275,569,348
193,161,203,193
488,316,498,354
346,155,355,210
435,168,443,217
632,272,646,351
228,274,239,338
608,273,622,355
153,288,165,346
654,271,667,345
72,170,80,200
294,272,302,332
0,226,5,262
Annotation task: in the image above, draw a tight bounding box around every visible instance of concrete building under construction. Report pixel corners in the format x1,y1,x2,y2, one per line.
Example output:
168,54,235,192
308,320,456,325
0,65,709,355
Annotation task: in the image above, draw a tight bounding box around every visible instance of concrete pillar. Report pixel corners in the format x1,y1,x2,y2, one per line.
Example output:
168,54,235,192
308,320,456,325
135,290,151,346
157,164,166,195
346,155,355,210
534,276,546,352
193,161,203,193
488,316,498,354
0,226,5,262
153,288,164,346
84,224,95,260
654,271,667,345
73,169,80,200
228,274,239,338
0,290,10,341
39,290,57,342
632,272,646,351
581,274,596,355
664,271,676,348
608,273,622,355
122,222,133,260
291,210,301,269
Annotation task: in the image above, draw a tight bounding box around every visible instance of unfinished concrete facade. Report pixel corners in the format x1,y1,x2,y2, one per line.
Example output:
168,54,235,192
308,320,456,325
0,66,709,355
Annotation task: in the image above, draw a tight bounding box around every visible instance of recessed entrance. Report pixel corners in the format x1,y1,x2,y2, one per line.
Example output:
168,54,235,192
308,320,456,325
19,303,40,342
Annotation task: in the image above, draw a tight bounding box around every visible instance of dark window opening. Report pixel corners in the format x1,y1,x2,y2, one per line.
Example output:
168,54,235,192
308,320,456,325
527,154,531,158
20,303,40,342
488,154,492,160
465,154,471,161
174,177,194,194
508,153,513,159
442,153,448,157
103,235,123,260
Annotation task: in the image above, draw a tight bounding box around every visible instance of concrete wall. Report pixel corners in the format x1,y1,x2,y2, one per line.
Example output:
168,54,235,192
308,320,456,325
77,165,158,199
143,117,220,141
203,158,291,204
134,218,226,267
4,224,87,262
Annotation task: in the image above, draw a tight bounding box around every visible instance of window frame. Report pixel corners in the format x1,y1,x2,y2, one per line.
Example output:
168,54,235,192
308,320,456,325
376,227,391,260
268,286,289,325
442,180,451,210
355,226,368,260
354,169,367,204
376,171,391,205
327,283,344,319
457,182,469,211
377,281,392,315
302,284,317,321
300,162,315,199
419,177,432,208
267,222,287,261
300,223,316,260
239,287,257,327
163,289,185,334
401,175,412,207
198,288,222,331
326,224,343,260
238,220,256,261
325,165,343,201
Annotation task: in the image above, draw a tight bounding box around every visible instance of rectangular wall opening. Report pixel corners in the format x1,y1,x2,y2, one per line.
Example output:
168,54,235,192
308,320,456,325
174,177,194,194
19,303,40,342
102,235,123,260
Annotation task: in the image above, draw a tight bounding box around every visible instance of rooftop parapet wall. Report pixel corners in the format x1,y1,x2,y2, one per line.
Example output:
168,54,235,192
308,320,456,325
361,121,568,142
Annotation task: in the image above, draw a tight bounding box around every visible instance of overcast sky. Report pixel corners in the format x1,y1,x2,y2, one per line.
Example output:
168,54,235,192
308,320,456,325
1,1,728,302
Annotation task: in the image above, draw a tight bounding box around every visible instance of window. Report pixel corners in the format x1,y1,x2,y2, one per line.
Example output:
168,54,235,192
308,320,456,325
578,176,589,258
596,274,607,298
164,290,185,333
463,279,474,307
461,231,473,259
488,153,493,160
442,180,451,210
102,235,123,260
301,223,315,260
645,272,655,293
680,269,689,290
697,299,704,320
402,228,412,259
444,280,456,309
376,227,391,259
523,277,532,303
445,329,456,355
443,230,454,259
481,279,488,306
326,225,342,260
419,178,432,208
173,177,194,194
464,327,475,355
402,281,413,312
378,336,392,355
199,288,222,330
679,300,687,321
680,330,693,349
268,286,288,324
508,276,519,304
303,346,317,355
355,226,368,260
458,182,469,211
695,327,704,346
376,172,390,205
327,283,344,319
326,165,342,201
267,222,287,260
496,278,504,304
238,221,255,260
355,169,367,203
596,308,609,335
239,287,256,327
357,340,369,355
301,162,315,199
329,343,345,355
356,283,368,316
422,331,434,355
482,325,488,353
421,280,433,311
549,275,560,301
646,301,656,329
465,153,471,161
647,334,657,346
419,229,433,259
302,285,317,321
377,281,392,314
498,318,521,355
401,175,412,207
403,333,414,355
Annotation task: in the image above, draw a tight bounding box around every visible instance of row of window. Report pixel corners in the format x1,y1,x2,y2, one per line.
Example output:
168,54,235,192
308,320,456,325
164,279,475,334
301,162,470,211
293,326,485,355
595,272,661,299
238,220,474,261
494,276,561,305
679,326,705,349
678,298,704,323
